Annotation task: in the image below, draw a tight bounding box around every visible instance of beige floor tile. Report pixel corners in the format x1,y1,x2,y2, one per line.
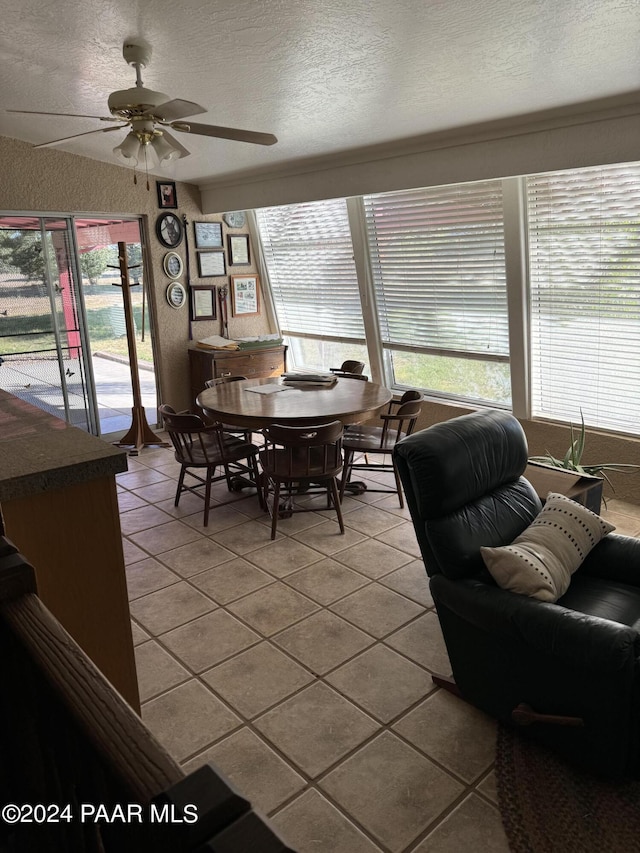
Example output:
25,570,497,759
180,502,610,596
477,770,499,805
385,611,451,674
255,506,329,535
273,610,374,675
284,559,369,604
343,504,404,536
294,493,362,515
202,642,314,718
122,538,148,565
393,690,496,783
134,640,190,701
599,509,640,537
327,644,435,723
370,494,413,519
604,498,640,519
129,582,216,635
117,468,169,489
120,504,176,535
142,680,241,762
154,493,212,520
246,538,323,578
128,520,203,556
272,789,383,853
190,558,274,604
117,491,148,512
131,479,181,504
136,447,174,469
157,537,236,577
379,560,433,607
211,519,283,554
348,478,394,504
130,620,150,646
330,583,424,639
227,582,319,636
320,731,464,853
255,682,378,778
160,610,260,672
413,793,509,853
333,538,412,578
182,728,306,815
374,522,422,558
180,503,254,533
292,520,366,556
125,557,180,600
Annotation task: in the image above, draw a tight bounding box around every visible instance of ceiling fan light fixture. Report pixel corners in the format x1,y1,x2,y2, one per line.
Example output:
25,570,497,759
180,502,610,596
151,133,183,163
113,130,142,162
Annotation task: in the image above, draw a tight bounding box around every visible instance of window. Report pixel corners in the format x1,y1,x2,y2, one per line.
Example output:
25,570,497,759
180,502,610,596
257,199,368,372
363,182,511,405
527,163,640,433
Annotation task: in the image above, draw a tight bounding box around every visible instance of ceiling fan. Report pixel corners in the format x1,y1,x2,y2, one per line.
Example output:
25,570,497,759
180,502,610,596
7,38,277,171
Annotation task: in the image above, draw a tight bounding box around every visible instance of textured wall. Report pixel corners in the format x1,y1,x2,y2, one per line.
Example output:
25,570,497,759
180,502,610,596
0,136,271,413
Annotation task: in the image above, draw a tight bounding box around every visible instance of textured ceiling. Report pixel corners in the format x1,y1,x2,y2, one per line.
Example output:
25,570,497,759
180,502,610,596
0,0,638,188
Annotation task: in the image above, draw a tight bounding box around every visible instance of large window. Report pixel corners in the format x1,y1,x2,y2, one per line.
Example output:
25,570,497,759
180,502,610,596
255,161,640,436
363,182,510,404
528,164,640,433
257,199,368,372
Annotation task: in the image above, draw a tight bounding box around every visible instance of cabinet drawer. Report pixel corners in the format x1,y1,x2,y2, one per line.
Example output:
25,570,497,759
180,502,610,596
215,352,284,379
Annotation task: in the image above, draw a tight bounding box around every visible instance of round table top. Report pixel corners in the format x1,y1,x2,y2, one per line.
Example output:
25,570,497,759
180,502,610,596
196,377,393,429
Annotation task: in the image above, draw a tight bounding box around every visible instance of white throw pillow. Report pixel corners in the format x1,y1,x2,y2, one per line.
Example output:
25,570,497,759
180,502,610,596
480,492,615,602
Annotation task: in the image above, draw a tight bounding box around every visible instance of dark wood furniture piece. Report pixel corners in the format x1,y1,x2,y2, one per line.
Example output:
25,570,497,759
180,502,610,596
197,376,393,430
0,537,293,852
340,390,423,507
524,461,603,514
0,389,139,711
189,344,287,407
330,359,366,377
260,421,345,539
159,405,261,526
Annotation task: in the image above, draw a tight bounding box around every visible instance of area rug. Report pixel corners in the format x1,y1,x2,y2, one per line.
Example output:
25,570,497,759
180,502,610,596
495,724,640,853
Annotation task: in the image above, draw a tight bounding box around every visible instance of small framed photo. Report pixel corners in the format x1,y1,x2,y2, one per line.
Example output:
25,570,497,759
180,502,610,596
190,285,217,321
194,221,223,249
163,251,183,279
157,180,177,209
227,233,251,266
197,251,226,278
231,274,260,316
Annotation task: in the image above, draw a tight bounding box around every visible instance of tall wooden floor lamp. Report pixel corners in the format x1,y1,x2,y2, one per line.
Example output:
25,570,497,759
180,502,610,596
112,241,168,452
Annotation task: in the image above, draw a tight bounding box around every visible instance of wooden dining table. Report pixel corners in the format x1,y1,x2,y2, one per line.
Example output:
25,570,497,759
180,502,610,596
196,376,393,429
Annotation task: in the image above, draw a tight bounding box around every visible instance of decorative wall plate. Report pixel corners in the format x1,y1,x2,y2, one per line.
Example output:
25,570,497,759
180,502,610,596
223,211,246,228
166,281,186,309
163,251,183,279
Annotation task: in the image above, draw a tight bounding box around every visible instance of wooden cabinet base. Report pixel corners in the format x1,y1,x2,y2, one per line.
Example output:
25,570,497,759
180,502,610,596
1,476,140,712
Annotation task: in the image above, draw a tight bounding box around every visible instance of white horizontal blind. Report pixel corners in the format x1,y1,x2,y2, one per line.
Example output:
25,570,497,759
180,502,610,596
527,163,640,433
256,199,364,340
363,181,508,357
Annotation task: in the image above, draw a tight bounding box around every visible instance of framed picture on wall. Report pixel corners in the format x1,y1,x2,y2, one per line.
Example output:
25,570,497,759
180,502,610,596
157,181,177,209
190,285,217,320
194,221,223,249
227,234,250,266
231,274,260,316
197,251,226,278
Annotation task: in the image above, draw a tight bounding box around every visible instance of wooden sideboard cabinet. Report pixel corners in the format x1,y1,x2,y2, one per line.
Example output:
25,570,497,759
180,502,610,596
189,344,287,404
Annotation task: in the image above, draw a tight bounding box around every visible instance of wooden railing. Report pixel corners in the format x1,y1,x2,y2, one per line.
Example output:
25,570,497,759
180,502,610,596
0,535,294,852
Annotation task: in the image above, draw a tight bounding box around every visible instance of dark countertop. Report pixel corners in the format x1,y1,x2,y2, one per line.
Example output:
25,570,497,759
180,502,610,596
0,390,128,501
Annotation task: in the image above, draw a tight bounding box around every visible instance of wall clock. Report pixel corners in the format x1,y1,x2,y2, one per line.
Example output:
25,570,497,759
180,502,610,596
223,211,246,229
166,281,186,309
156,212,183,248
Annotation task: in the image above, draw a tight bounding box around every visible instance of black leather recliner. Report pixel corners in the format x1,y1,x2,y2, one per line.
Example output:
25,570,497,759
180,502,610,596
394,409,640,777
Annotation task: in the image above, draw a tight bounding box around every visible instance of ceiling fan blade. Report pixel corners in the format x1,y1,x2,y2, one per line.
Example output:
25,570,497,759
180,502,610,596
158,129,191,158
7,109,120,122
34,125,127,149
171,121,277,146
154,99,207,122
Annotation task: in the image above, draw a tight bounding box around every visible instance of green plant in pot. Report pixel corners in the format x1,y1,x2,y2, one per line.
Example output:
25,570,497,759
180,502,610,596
529,410,639,491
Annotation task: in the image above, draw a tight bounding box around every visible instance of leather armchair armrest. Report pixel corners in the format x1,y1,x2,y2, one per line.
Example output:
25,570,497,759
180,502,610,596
431,574,640,674
578,533,640,587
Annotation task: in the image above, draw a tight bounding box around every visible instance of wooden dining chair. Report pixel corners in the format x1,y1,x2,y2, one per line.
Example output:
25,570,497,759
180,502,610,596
160,404,261,526
259,421,345,539
339,390,423,507
203,375,253,442
330,360,366,377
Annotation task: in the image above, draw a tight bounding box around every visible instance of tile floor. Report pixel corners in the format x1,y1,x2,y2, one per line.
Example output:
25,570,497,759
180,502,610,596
118,444,640,853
